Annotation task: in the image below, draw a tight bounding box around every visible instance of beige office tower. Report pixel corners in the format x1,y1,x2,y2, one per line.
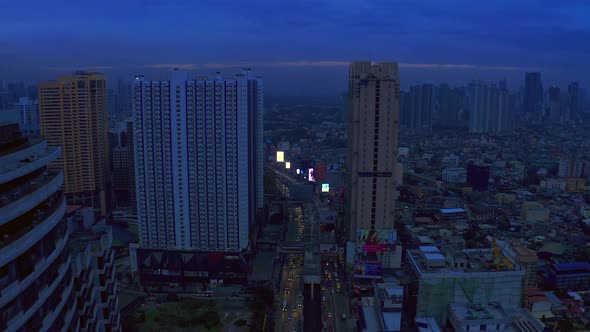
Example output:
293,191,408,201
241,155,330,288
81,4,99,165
347,62,400,240
39,71,110,215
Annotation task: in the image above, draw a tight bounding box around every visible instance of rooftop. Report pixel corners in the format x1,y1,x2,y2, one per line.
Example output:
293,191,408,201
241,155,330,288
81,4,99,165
408,246,520,275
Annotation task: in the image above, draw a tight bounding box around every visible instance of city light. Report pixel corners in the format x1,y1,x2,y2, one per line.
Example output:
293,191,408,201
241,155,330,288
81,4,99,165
322,183,330,192
285,162,291,169
276,151,284,162
308,168,315,182
296,168,300,174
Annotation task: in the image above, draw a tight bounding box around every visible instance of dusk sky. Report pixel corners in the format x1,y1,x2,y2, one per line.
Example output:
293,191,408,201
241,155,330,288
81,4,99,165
1,0,589,95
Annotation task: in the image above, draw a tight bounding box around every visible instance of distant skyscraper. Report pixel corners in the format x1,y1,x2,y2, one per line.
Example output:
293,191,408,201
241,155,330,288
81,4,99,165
404,84,434,135
12,97,40,137
547,86,561,123
523,72,543,121
133,69,263,251
435,84,465,128
568,82,580,123
467,81,511,133
347,61,400,239
39,71,111,215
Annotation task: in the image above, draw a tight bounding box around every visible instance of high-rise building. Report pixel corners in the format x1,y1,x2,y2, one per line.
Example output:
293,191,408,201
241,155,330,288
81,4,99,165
133,69,263,251
12,97,40,137
523,72,543,122
39,71,111,216
347,61,400,239
402,84,434,135
435,84,465,128
547,86,562,123
0,123,74,331
467,81,511,133
568,82,580,123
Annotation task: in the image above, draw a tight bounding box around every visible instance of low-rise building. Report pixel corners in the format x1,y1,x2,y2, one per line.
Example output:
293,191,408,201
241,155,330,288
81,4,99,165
521,202,549,222
442,167,467,183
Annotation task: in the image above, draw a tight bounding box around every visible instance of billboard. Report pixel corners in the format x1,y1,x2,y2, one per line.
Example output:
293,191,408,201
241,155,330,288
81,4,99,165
276,151,284,162
316,163,327,182
356,229,397,252
321,183,330,192
308,168,315,182
285,162,291,169
353,261,382,279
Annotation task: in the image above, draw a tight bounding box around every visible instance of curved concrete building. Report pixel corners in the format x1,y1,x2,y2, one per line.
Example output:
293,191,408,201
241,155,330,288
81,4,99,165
0,123,75,331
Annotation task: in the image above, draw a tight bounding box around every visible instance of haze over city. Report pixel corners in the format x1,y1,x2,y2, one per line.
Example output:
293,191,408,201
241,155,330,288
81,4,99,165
1,0,590,94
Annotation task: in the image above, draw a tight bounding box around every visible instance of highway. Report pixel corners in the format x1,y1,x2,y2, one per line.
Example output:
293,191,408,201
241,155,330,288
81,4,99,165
277,205,305,332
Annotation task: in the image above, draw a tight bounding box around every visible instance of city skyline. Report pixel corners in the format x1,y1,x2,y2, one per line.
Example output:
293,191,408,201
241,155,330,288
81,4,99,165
1,0,589,94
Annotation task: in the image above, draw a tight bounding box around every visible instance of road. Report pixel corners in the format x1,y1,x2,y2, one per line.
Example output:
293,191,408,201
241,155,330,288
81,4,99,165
276,205,305,332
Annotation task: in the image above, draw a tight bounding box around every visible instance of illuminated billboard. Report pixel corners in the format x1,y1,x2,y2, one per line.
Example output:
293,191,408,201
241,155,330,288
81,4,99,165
276,151,284,162
285,162,291,169
353,261,382,279
308,168,315,182
321,183,330,192
316,163,327,182
356,229,397,253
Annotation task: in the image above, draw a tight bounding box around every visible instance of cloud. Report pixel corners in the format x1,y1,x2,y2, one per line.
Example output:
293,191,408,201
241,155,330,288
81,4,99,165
144,61,531,72
47,65,113,71
399,63,529,71
144,63,199,70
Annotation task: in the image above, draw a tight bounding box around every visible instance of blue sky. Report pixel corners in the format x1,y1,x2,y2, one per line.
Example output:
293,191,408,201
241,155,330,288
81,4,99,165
1,0,588,95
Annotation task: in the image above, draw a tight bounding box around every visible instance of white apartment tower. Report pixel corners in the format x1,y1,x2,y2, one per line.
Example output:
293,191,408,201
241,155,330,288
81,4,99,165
133,69,263,252
347,61,400,239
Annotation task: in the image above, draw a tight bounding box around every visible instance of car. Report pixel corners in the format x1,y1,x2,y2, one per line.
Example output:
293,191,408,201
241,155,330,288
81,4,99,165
291,327,296,332
288,316,292,321
298,291,303,297
322,296,326,302
293,307,297,312
285,289,290,295
342,314,346,319
331,289,335,294
321,286,325,291
298,302,302,307
327,312,332,319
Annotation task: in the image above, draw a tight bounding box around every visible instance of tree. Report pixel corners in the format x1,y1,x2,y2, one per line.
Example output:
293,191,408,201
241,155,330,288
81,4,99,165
234,319,247,327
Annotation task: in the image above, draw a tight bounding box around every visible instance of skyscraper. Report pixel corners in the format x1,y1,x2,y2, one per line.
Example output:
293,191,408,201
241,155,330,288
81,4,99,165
435,84,465,128
467,81,511,133
12,97,40,137
568,82,579,123
523,72,543,121
547,86,561,124
403,83,434,135
39,71,111,215
133,69,263,252
347,61,400,239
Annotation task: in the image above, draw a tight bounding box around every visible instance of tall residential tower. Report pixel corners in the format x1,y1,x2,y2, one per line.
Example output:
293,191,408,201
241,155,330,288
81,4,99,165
347,61,400,239
133,69,263,252
39,71,111,215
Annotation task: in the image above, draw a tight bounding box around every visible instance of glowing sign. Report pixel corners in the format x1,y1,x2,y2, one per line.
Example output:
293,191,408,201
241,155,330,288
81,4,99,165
322,183,330,192
296,169,300,174
276,151,284,162
285,162,291,169
308,168,315,182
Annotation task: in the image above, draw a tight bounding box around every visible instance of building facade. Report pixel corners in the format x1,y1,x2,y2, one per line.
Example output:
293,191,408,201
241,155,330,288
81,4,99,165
401,84,434,135
0,123,75,331
133,69,263,252
39,71,111,216
13,97,40,137
347,61,400,239
467,81,511,133
524,72,543,122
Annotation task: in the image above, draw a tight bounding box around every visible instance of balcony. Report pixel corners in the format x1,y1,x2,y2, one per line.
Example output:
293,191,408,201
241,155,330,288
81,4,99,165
0,217,68,307
0,170,63,226
0,146,61,184
0,194,66,263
